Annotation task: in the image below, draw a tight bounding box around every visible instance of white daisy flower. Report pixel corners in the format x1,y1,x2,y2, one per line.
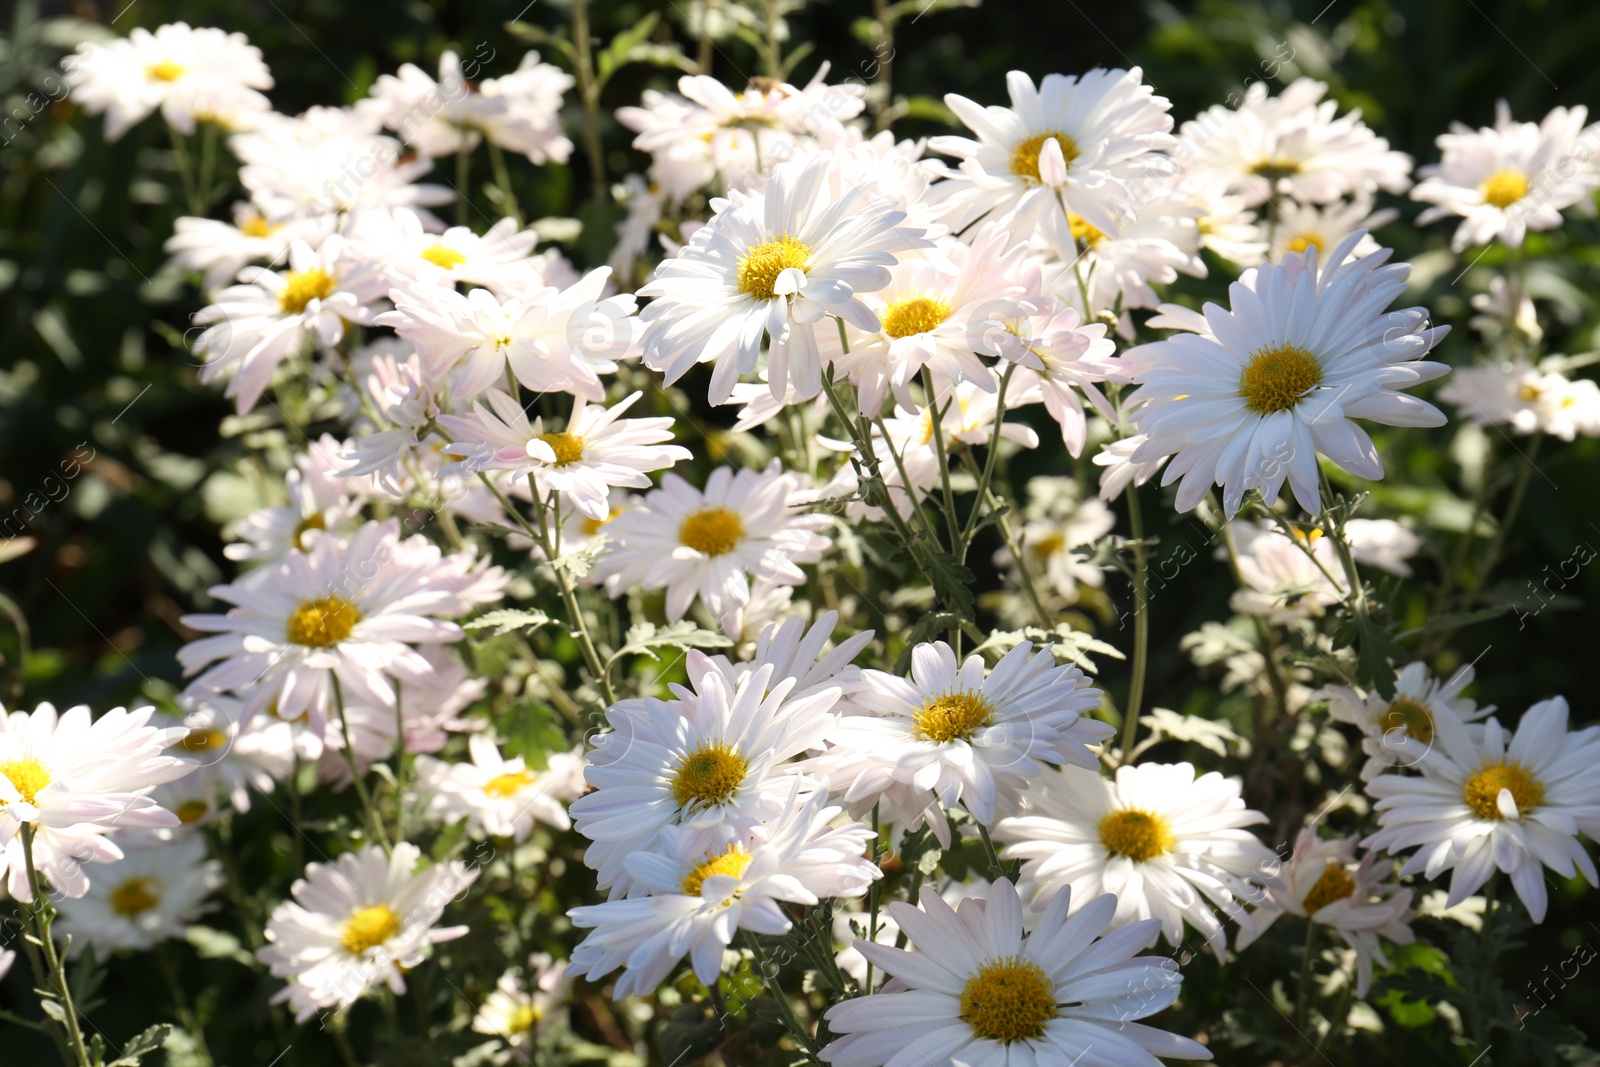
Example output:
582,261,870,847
994,762,1276,957
164,204,332,293
638,154,928,405
1176,172,1268,268
814,641,1113,846
232,106,453,220
930,68,1177,257
345,208,547,294
1467,276,1542,343
170,696,295,814
1364,696,1600,923
993,477,1118,607
225,434,370,563
378,270,640,401
830,876,992,987
474,51,576,163
1266,196,1394,263
1234,827,1414,997
65,22,273,140
1126,233,1450,517
1042,191,1206,328
0,702,193,900
1438,358,1600,441
700,608,874,708
1179,78,1412,208
414,734,584,842
829,225,1034,416
820,877,1212,1067
471,955,572,1048
594,461,830,622
1321,661,1494,780
178,519,505,729
193,235,388,414
573,657,839,896
997,299,1123,455
54,834,222,955
439,389,689,520
568,788,878,998
259,841,478,1021
1093,431,1164,501
1223,519,1420,619
1412,102,1600,251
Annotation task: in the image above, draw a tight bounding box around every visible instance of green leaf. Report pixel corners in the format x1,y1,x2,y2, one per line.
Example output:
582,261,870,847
107,1023,173,1065
596,12,662,88
609,621,732,667
1396,604,1510,640
183,926,255,968
464,608,557,637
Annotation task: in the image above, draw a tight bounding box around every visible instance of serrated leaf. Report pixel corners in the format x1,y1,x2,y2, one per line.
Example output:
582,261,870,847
611,621,731,666
464,608,557,637
1139,708,1251,757
596,12,661,85
107,1023,173,1065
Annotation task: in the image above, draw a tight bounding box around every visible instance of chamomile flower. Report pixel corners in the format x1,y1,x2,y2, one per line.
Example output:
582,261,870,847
819,877,1211,1067
638,154,928,404
994,762,1276,957
1364,696,1600,923
193,236,388,414
472,956,572,1048
1267,197,1394,263
1321,662,1493,780
931,68,1177,257
1043,191,1206,327
1179,78,1412,207
595,461,830,622
178,519,505,729
259,842,478,1021
0,702,193,900
225,434,369,563
1125,233,1450,517
1412,102,1600,250
814,641,1112,846
572,658,839,896
439,389,689,520
54,834,222,955
346,208,545,293
1234,827,1414,997
66,23,273,140
1224,519,1420,619
568,789,878,998
164,204,331,292
995,298,1123,456
1439,358,1600,441
700,609,874,707
379,270,640,401
414,734,585,842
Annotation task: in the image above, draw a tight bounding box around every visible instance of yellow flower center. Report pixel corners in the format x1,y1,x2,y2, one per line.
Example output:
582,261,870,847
507,1004,541,1034
1517,381,1543,402
240,215,279,239
278,269,336,314
1462,759,1545,821
1301,861,1357,914
881,296,952,339
1379,696,1434,745
484,769,537,798
680,844,754,896
1098,808,1175,862
1068,213,1107,248
678,506,744,557
1285,232,1325,255
1240,342,1322,414
0,756,52,805
420,243,468,269
670,741,748,813
341,904,402,954
176,798,210,824
179,728,228,753
146,60,185,83
1249,159,1304,182
736,234,811,300
1480,170,1529,209
581,506,624,537
285,595,362,647
110,877,160,917
536,432,586,467
911,691,994,744
959,955,1057,1044
1010,131,1079,182
1033,532,1067,560
292,512,326,551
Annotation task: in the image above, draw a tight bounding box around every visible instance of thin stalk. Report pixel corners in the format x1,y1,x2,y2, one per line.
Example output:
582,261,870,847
1463,436,1541,609
1211,499,1291,718
870,0,894,131
21,825,93,1067
157,944,216,1067
165,122,203,214
455,146,470,227
818,370,936,568
1293,919,1320,1040
741,933,819,1062
392,679,408,843
486,140,522,226
864,805,882,994
198,122,218,210
331,673,392,855
958,363,1015,560
1118,481,1150,761
919,367,963,553
697,0,719,73
957,453,1051,628
572,0,609,204
758,0,784,76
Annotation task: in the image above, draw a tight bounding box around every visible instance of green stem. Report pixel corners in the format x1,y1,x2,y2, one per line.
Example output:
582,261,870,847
486,140,522,226
864,804,882,994
919,367,963,555
1119,481,1150,761
572,0,609,204
759,0,784,76
20,825,93,1067
392,678,408,843
165,122,203,214
1293,919,1320,1041
957,453,1051,629
1463,436,1541,610
157,944,215,1067
455,146,470,227
331,673,392,855
741,933,819,1062
958,364,1015,561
